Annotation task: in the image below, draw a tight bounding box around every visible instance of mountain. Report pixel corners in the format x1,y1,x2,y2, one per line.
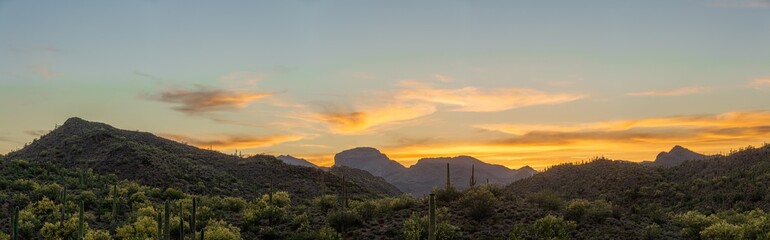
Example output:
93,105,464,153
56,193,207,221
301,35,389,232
649,145,707,167
329,166,403,196
334,147,407,178
277,155,318,168
334,148,536,196
5,117,398,199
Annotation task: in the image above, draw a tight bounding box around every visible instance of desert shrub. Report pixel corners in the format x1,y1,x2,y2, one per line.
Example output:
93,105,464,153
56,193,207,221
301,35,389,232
326,209,363,232
36,183,63,199
564,199,615,223
509,215,576,240
220,197,248,211
84,229,112,240
290,212,311,230
312,195,338,213
242,201,286,226
0,232,9,240
433,187,462,203
526,191,563,210
700,221,744,240
350,200,377,220
458,187,497,220
11,179,38,191
204,220,242,240
162,187,185,200
675,211,718,239
261,191,291,208
642,223,663,240
115,216,158,239
319,226,343,240
401,207,459,240
78,191,98,205
40,216,89,240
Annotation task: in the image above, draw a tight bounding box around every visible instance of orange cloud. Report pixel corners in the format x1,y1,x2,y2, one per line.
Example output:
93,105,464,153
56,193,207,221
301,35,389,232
161,133,303,150
626,86,706,96
751,78,770,88
397,85,586,112
459,111,770,168
153,87,271,113
313,103,436,134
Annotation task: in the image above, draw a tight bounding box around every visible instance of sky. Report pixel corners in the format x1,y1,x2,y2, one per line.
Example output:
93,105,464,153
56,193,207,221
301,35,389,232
1,0,770,169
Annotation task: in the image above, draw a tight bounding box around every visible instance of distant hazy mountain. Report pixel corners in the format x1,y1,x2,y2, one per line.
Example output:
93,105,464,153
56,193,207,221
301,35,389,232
334,147,536,196
647,145,708,167
334,147,407,178
277,155,318,168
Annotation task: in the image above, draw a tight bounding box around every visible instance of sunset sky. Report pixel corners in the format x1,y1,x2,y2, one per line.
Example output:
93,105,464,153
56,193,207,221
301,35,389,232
2,1,770,169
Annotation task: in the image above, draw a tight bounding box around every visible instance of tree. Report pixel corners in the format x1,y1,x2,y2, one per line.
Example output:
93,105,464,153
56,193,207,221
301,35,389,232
458,187,497,220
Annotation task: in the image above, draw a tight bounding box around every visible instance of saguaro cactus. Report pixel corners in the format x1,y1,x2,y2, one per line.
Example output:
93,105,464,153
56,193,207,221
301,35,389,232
446,163,451,190
164,201,171,240
78,201,85,240
111,184,118,222
191,198,197,240
469,164,476,188
429,194,436,240
179,202,184,240
157,210,163,240
12,206,19,240
61,187,67,227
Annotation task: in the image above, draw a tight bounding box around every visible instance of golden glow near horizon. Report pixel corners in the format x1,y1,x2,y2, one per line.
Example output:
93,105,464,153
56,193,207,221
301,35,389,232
2,1,770,171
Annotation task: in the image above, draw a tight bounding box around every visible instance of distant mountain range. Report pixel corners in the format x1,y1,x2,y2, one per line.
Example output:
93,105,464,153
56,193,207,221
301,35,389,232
5,117,399,199
334,147,538,196
641,145,711,167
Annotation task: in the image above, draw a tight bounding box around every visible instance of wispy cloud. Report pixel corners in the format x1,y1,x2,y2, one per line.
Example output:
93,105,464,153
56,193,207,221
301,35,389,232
160,133,303,150
751,78,770,88
312,103,436,134
32,65,58,79
25,130,49,137
376,111,770,169
150,86,272,114
397,84,587,112
626,86,706,96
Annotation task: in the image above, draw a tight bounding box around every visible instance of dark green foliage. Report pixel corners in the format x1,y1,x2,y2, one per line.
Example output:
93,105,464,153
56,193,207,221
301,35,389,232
458,187,497,220
12,206,18,240
509,215,576,240
326,209,362,233
526,191,563,210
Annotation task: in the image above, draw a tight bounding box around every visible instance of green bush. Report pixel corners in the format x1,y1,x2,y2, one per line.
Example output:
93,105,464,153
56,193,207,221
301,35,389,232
312,195,338,213
162,187,185,200
326,209,363,232
675,211,718,239
84,229,112,240
432,187,462,203
204,219,242,240
402,207,458,240
261,191,291,208
700,221,744,240
564,199,615,223
642,223,662,240
509,215,576,240
459,187,497,220
526,191,563,211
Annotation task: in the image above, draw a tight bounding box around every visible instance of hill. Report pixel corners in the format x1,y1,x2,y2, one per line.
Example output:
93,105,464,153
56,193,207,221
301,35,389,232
276,155,318,168
5,117,397,199
334,148,536,196
648,145,708,167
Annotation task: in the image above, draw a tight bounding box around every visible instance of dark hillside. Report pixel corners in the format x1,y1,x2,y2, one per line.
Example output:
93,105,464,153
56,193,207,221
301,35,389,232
5,117,394,199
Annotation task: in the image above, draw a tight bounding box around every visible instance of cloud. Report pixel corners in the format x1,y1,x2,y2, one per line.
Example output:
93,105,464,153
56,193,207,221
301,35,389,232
751,78,770,88
160,133,303,150
219,71,264,88
626,86,706,96
373,111,770,169
433,74,451,82
312,103,437,134
150,86,272,114
397,85,587,112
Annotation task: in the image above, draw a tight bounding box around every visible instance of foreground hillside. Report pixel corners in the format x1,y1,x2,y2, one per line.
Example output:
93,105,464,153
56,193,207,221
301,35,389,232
5,118,396,200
